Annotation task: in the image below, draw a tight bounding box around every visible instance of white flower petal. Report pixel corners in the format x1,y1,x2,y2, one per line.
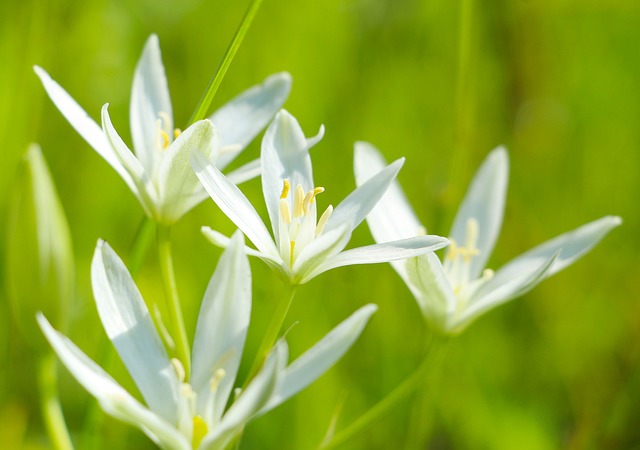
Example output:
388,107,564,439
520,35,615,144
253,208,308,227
308,235,450,282
157,120,218,223
449,147,508,280
191,231,251,422
324,157,404,235
211,73,292,169
91,240,180,423
225,158,261,185
101,104,157,216
34,66,143,198
453,252,559,332
37,314,189,450
260,304,377,414
481,215,622,288
305,124,325,150
403,254,457,332
261,110,317,236
130,34,173,173
292,223,353,284
192,151,279,257
354,142,424,242
199,342,283,450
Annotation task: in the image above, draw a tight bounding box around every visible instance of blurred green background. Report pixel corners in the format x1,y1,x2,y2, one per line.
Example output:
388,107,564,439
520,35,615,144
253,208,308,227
1,0,638,448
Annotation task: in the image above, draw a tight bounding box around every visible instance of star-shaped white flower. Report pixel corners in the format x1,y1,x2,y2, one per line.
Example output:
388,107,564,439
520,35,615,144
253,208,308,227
355,143,622,333
38,231,378,449
192,110,449,284
34,34,291,225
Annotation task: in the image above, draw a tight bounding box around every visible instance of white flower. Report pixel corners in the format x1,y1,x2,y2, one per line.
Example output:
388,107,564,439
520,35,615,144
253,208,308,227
38,231,378,449
192,110,449,284
354,143,622,334
34,34,291,225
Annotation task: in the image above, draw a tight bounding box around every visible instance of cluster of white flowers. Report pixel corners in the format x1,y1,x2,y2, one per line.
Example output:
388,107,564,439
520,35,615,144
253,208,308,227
32,35,620,449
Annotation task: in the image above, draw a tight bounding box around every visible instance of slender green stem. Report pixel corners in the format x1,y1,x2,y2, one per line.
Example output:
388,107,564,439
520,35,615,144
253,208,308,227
128,216,155,277
403,336,451,449
38,352,73,450
157,225,191,378
189,0,265,124
449,0,475,200
245,283,297,386
320,336,450,450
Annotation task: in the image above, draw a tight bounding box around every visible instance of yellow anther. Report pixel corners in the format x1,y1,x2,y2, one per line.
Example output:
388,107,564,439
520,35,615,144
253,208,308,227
192,416,208,449
171,358,186,383
311,187,325,203
174,128,182,139
482,269,494,280
316,205,333,236
417,226,427,236
293,185,305,217
160,130,171,149
280,179,290,199
279,199,292,225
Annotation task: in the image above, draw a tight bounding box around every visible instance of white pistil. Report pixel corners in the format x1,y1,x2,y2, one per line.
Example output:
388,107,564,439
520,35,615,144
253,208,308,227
293,185,305,217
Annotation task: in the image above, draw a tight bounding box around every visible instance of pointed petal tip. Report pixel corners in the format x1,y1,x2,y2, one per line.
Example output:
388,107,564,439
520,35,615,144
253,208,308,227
489,145,509,166
361,303,378,316
267,71,293,86
608,215,623,226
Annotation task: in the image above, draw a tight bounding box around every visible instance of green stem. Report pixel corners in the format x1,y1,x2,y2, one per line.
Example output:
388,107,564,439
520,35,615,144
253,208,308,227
189,0,265,124
244,283,297,386
38,352,73,450
403,335,451,449
128,216,155,277
449,0,475,200
320,336,450,450
157,225,191,378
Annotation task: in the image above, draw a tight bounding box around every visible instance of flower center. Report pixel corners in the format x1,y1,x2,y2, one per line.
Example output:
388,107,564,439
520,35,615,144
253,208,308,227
443,218,493,303
170,358,227,446
155,112,181,150
277,179,333,267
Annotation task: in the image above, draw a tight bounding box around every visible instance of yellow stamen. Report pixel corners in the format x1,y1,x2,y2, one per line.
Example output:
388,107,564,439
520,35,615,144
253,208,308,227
279,199,292,225
293,185,305,217
192,416,208,449
445,239,458,261
316,205,333,236
290,240,296,265
160,130,170,149
310,187,325,203
174,128,182,139
280,179,290,199
210,369,226,393
417,226,427,236
171,358,186,383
